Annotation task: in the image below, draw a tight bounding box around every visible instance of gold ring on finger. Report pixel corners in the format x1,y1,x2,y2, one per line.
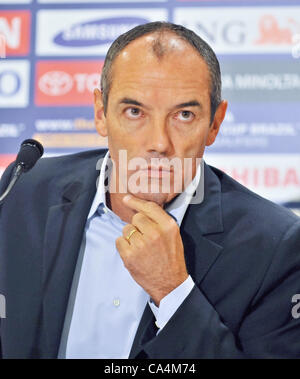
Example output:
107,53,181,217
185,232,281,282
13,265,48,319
126,228,138,242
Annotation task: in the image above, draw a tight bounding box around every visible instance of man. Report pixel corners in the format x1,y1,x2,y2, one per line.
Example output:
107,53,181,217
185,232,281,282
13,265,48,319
0,22,300,359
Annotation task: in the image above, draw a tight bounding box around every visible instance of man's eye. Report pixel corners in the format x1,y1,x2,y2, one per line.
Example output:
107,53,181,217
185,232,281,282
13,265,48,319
125,107,142,119
176,110,194,122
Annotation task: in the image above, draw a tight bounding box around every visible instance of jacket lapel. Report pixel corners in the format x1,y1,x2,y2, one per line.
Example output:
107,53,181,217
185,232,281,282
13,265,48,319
181,162,224,284
128,304,156,358
39,155,102,358
129,163,224,358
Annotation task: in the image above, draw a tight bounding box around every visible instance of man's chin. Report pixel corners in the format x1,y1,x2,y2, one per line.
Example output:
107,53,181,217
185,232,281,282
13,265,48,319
129,192,174,207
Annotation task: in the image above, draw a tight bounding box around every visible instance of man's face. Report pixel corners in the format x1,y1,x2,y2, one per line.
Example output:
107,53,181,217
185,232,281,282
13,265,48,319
94,33,227,206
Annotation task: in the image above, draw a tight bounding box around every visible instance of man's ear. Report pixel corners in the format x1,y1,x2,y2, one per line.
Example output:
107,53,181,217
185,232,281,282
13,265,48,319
94,88,108,137
206,100,228,146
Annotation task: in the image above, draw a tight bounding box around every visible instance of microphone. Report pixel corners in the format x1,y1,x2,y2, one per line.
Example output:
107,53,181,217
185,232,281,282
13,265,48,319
0,139,44,205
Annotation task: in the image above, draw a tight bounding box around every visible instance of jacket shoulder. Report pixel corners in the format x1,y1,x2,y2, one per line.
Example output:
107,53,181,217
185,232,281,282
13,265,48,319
1,148,107,187
0,148,107,209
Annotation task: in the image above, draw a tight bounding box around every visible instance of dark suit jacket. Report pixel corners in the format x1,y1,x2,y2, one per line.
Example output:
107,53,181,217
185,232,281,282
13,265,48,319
0,149,300,359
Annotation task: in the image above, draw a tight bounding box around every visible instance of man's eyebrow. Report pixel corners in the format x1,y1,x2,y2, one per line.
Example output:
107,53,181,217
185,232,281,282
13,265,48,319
174,100,202,109
119,98,144,107
118,98,202,110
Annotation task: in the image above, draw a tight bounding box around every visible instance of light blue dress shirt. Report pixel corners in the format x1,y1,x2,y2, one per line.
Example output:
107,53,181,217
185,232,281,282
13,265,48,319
58,152,204,359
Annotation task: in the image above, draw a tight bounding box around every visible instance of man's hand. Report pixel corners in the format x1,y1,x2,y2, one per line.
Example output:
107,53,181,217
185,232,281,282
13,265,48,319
116,195,188,305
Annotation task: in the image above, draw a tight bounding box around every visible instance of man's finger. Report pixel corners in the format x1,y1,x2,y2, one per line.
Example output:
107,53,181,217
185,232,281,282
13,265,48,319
131,212,156,236
122,194,173,225
116,235,131,252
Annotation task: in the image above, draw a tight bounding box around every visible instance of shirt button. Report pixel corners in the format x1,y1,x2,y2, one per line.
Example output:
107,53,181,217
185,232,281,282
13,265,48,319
113,299,120,307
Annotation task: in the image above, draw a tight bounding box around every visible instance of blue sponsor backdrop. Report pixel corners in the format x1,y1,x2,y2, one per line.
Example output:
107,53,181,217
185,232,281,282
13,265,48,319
0,0,299,210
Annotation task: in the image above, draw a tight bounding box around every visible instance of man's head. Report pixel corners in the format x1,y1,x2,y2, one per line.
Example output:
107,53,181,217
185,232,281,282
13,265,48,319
100,22,222,123
94,21,227,206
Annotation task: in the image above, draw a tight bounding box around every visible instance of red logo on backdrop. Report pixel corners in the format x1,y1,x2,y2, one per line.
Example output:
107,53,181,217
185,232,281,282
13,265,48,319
0,11,30,56
0,154,16,171
255,15,300,45
35,61,103,106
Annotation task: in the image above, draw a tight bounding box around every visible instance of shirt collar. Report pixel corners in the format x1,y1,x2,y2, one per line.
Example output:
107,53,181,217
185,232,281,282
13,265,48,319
165,159,204,226
88,151,204,226
88,151,111,219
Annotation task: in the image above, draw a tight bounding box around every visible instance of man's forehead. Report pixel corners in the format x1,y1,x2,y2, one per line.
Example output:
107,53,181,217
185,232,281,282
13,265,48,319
117,31,197,62
107,31,211,100
110,32,209,81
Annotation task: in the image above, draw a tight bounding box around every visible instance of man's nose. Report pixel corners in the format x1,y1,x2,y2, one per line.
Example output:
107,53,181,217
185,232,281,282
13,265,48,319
146,117,172,154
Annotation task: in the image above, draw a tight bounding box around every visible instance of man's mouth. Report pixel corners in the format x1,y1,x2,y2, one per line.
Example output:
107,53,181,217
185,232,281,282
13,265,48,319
139,166,173,178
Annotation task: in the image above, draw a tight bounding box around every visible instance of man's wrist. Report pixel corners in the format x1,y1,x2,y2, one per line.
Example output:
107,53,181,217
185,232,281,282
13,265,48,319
148,275,195,332
150,272,189,306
